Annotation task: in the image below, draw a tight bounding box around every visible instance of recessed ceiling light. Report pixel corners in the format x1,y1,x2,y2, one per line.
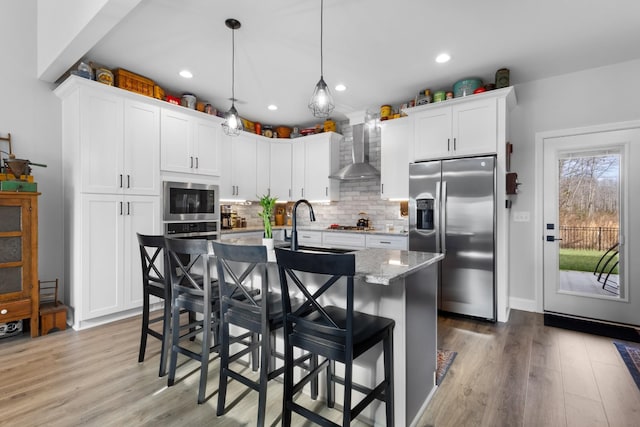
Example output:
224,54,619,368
435,53,451,64
335,84,346,92
179,69,193,78
268,104,278,111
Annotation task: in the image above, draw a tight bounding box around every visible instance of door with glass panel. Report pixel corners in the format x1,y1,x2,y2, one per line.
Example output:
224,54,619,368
543,128,640,326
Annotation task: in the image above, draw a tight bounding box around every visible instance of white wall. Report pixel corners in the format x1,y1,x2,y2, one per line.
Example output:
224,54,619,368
37,0,141,82
508,59,640,310
1,1,64,288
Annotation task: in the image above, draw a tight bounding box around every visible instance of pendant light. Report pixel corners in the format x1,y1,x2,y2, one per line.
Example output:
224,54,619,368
308,0,335,118
222,18,243,136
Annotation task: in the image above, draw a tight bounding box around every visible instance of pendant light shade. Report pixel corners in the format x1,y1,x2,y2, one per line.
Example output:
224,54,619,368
222,18,243,136
308,0,334,118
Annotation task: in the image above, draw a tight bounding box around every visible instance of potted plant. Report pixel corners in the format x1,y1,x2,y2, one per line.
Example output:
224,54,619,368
258,194,277,249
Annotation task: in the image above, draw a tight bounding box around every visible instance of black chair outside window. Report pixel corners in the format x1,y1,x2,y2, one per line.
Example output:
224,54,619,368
212,241,318,427
275,248,395,427
165,237,221,404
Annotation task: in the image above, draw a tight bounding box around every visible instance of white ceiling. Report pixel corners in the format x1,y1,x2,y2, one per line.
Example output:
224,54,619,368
84,0,640,128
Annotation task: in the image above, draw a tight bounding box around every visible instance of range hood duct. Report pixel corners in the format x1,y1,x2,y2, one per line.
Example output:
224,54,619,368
329,123,380,180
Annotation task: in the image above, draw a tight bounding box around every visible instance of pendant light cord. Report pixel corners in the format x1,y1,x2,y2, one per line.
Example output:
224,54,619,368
231,27,235,105
320,0,324,78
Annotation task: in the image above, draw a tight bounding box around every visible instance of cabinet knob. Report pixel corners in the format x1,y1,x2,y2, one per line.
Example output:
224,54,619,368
1,309,7,315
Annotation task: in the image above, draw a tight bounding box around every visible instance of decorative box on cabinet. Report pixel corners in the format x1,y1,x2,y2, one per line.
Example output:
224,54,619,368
0,192,39,337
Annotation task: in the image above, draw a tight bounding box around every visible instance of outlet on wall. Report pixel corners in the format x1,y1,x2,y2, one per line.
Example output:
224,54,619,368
513,211,530,222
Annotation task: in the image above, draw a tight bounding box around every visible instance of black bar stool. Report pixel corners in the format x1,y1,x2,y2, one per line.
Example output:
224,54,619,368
165,237,220,404
275,248,395,426
212,241,318,426
136,233,174,377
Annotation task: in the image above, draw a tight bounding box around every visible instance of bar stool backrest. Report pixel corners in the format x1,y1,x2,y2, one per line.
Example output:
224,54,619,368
275,248,356,358
212,242,268,315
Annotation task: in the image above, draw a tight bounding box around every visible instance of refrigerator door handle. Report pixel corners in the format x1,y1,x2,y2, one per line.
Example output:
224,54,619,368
435,181,441,253
441,181,447,253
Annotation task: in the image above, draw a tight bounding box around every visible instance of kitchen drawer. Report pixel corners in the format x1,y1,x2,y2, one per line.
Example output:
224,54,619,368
297,230,323,246
322,232,366,250
0,298,32,323
365,234,408,250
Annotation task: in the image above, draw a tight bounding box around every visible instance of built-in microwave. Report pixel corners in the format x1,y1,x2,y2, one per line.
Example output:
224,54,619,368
163,181,219,222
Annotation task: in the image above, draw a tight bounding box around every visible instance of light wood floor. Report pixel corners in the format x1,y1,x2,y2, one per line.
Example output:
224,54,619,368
1,310,638,426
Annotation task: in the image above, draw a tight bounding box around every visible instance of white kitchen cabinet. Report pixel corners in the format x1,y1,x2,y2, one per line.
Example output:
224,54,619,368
55,76,163,330
296,230,323,246
291,142,305,199
270,140,292,201
231,134,257,201
76,84,160,195
365,234,408,250
220,133,257,200
160,108,221,176
80,194,160,325
322,232,366,250
291,132,341,201
256,140,270,197
380,117,413,200
411,90,511,161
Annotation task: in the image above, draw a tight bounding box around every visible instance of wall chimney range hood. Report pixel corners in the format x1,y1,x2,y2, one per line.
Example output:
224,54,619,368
329,123,380,180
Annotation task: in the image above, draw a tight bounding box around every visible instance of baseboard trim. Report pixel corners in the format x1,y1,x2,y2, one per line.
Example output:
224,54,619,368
544,312,640,343
509,297,538,313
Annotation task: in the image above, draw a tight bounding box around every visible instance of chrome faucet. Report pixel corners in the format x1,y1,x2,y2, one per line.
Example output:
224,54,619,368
290,199,316,251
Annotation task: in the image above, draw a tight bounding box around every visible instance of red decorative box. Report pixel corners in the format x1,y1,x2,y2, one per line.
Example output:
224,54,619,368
165,95,180,105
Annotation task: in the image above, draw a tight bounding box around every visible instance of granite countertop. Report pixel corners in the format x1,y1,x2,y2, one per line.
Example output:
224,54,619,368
353,248,442,285
211,237,442,286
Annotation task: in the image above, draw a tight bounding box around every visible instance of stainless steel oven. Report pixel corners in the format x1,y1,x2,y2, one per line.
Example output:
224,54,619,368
163,181,219,221
163,181,220,239
165,220,219,239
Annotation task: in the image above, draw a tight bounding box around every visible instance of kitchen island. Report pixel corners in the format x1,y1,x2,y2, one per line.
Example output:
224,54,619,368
215,238,443,426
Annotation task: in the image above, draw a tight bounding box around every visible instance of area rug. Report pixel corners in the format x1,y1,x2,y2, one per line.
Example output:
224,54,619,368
614,341,640,390
436,349,457,385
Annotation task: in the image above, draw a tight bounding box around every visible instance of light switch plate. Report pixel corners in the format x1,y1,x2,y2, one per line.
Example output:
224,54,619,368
513,211,530,222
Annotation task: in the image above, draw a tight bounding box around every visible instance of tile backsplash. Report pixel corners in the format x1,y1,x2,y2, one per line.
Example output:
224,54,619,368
228,121,408,232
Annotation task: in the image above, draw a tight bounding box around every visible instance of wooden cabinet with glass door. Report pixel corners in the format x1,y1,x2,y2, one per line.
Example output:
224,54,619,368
0,192,39,337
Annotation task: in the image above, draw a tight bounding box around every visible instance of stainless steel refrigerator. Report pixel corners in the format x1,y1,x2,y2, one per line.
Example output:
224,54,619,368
409,156,496,321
